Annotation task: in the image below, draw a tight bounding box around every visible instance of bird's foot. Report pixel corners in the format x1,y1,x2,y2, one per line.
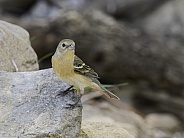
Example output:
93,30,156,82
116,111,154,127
55,86,82,109
65,94,82,109
55,85,74,98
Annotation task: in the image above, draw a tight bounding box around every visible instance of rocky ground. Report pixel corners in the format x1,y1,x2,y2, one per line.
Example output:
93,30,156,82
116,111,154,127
0,0,184,137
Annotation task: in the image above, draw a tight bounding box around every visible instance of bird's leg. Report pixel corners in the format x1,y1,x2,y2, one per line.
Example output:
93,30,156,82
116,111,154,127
63,85,74,94
56,85,74,97
66,93,82,109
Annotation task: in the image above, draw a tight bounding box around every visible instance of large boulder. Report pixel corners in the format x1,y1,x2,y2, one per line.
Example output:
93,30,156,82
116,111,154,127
0,68,82,138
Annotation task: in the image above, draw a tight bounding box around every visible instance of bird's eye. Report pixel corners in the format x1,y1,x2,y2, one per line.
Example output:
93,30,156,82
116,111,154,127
62,43,66,47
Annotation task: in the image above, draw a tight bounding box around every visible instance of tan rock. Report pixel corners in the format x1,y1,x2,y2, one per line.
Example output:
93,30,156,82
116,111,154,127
82,103,150,138
79,122,135,138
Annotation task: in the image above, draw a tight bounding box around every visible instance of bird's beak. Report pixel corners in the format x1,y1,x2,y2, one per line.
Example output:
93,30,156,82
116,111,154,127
68,45,75,50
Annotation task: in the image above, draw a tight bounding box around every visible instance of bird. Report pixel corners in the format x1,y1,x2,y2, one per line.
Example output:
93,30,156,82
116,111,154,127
52,39,120,100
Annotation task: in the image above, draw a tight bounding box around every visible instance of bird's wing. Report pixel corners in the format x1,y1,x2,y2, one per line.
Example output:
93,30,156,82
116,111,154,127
74,55,100,79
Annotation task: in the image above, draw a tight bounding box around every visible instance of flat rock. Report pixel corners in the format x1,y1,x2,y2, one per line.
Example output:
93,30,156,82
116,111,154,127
0,20,39,72
0,68,82,138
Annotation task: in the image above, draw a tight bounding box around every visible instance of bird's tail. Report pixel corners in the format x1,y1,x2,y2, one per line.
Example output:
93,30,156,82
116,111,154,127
99,84,120,100
92,79,120,100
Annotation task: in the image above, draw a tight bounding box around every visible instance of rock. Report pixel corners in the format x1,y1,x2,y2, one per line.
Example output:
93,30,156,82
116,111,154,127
145,113,182,138
82,102,183,138
79,122,135,138
145,113,181,131
82,103,150,138
0,68,82,138
0,20,39,72
135,0,184,86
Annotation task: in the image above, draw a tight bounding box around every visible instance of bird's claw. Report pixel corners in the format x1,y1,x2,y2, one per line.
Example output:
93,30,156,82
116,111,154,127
55,86,74,98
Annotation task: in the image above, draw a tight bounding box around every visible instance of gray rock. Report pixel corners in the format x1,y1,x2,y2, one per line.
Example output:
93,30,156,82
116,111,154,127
0,20,39,72
0,68,82,138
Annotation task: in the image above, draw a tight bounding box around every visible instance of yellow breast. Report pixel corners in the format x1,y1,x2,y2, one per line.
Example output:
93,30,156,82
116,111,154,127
52,51,75,79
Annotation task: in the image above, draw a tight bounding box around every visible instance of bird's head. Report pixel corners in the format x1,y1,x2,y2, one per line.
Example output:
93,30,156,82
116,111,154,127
55,39,75,57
